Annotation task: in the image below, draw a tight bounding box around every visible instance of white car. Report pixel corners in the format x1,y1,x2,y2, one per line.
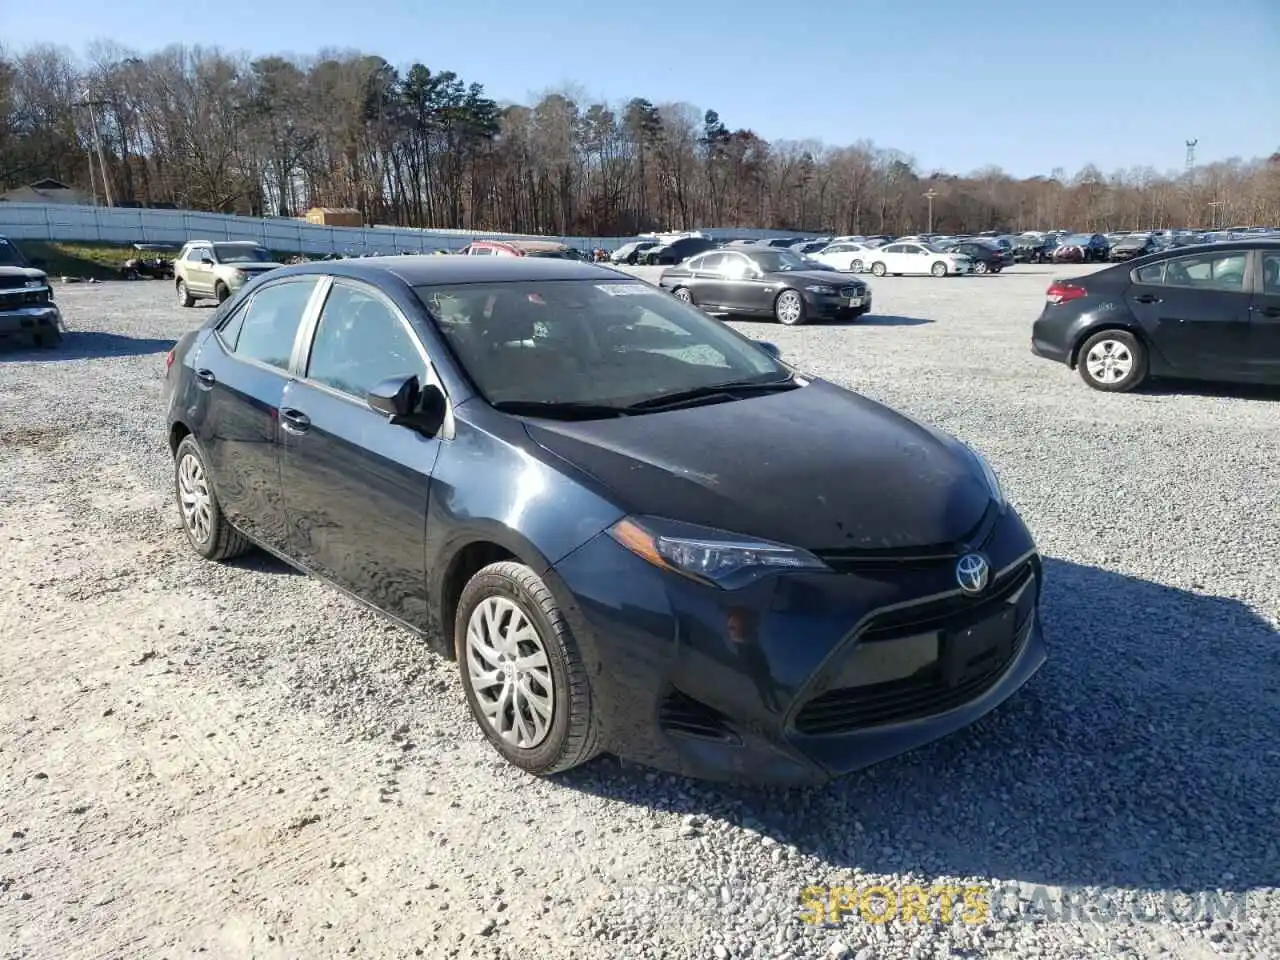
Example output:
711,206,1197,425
865,241,974,277
807,241,883,273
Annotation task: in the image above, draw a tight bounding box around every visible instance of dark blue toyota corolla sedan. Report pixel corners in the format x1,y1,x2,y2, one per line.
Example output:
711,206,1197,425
162,255,1045,785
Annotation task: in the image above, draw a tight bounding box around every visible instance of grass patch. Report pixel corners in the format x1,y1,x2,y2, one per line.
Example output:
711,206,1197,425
15,240,302,281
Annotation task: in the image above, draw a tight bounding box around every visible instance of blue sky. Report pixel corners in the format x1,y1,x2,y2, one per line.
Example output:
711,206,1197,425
4,0,1277,179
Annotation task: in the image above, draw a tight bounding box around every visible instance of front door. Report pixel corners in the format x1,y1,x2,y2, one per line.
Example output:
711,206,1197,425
183,246,215,294
190,276,323,549
718,252,774,314
1248,250,1280,383
1127,250,1253,376
278,279,442,628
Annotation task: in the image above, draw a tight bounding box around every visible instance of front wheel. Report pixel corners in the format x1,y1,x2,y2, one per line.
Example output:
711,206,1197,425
974,261,989,275
455,561,601,776
850,258,863,272
671,286,693,304
176,280,195,308
774,289,807,325
931,261,948,277
1077,330,1148,392
173,435,251,560
870,262,887,277
215,282,230,304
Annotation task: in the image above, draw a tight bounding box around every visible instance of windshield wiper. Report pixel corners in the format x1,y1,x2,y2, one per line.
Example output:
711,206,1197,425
490,399,630,420
626,376,799,411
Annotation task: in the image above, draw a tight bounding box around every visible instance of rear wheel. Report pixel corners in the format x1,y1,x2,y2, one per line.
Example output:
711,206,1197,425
671,286,693,304
455,561,601,776
1077,330,1148,392
173,435,251,560
774,289,807,325
870,262,887,277
931,261,948,277
974,261,989,274
850,258,863,272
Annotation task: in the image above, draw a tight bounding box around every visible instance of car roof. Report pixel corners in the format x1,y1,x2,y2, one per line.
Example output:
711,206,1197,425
264,254,629,286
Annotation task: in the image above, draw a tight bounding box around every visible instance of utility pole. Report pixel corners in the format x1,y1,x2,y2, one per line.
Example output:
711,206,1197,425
1207,200,1223,230
1184,139,1197,226
923,188,938,234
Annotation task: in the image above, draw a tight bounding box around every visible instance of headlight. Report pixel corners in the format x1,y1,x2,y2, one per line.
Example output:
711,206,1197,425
966,446,1005,509
23,279,43,288
804,284,837,295
608,516,828,589
232,269,248,281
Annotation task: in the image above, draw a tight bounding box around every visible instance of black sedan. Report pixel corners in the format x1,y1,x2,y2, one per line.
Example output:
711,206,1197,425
1031,240,1280,391
657,247,872,325
1107,234,1159,261
641,236,718,265
948,241,1007,274
163,255,1044,786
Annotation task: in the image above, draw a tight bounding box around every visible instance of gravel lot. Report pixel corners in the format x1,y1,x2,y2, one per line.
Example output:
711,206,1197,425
2,265,1277,960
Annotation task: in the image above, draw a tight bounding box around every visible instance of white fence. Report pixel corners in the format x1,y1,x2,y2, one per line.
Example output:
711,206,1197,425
0,202,810,255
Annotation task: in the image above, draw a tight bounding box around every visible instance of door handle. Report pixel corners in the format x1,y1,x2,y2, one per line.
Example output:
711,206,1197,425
1133,295,1162,304
279,408,311,434
194,368,216,388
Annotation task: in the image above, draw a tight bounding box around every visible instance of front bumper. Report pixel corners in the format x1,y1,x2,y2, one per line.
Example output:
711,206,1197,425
551,507,1045,786
809,288,872,319
0,303,64,340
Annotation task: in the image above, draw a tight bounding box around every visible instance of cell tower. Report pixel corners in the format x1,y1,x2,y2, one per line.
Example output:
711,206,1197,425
1185,139,1198,175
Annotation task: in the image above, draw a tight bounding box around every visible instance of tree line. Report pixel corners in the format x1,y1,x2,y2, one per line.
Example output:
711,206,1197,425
2,42,1278,238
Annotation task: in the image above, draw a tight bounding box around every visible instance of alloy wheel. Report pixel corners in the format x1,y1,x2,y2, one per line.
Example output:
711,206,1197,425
176,452,212,544
1084,339,1134,385
465,596,555,749
776,290,803,324
673,287,692,303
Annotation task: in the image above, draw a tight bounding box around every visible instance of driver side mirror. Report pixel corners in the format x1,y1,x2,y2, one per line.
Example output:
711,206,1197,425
757,341,782,360
198,253,214,264
367,375,447,437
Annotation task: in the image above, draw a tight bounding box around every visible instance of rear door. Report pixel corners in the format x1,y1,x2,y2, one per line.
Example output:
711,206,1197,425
1248,250,1280,382
718,252,773,313
686,252,729,307
189,276,324,549
1125,250,1253,376
278,278,444,627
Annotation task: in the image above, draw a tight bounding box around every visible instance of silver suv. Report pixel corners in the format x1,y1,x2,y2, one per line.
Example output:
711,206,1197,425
174,241,282,306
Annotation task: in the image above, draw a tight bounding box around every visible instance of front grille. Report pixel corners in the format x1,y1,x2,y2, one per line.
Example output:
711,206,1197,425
793,559,1037,736
838,285,865,298
0,288,48,309
0,276,29,290
658,690,739,743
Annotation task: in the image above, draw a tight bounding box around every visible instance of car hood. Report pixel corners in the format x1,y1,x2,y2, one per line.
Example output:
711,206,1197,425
0,266,47,282
523,380,993,552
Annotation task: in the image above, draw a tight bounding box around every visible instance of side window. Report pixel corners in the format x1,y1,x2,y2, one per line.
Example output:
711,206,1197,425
184,246,205,262
826,244,850,253
696,252,727,274
1163,252,1247,291
217,304,248,350
721,254,753,278
471,247,492,256
883,244,904,254
1134,262,1165,284
306,283,427,399
232,279,319,370
1263,254,1280,295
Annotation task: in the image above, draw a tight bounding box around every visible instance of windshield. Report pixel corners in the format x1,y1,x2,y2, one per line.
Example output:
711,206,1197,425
921,242,950,253
751,250,809,272
416,280,789,408
1063,234,1093,245
214,244,272,264
0,237,30,268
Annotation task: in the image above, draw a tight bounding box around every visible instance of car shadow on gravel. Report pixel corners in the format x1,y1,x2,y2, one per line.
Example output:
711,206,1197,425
564,556,1279,895
0,331,175,362
1139,379,1280,401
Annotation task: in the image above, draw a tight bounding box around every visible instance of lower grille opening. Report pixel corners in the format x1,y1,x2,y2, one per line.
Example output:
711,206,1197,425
793,621,1028,736
659,690,740,743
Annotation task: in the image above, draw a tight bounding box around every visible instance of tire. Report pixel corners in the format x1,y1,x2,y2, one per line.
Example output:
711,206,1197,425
173,435,251,561
850,258,863,272
1076,329,1148,392
870,262,887,277
455,561,601,776
176,280,195,308
992,265,1002,274
671,286,693,304
215,282,230,304
931,261,948,278
974,261,989,275
32,329,62,349
773,289,807,326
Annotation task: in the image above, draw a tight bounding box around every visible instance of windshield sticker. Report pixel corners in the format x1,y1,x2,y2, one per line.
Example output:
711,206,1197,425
595,283,650,296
